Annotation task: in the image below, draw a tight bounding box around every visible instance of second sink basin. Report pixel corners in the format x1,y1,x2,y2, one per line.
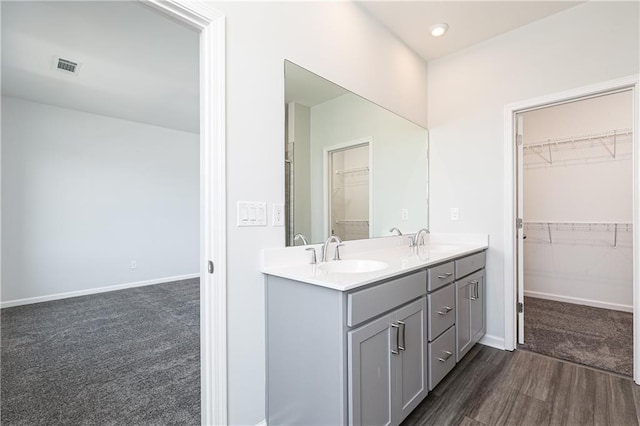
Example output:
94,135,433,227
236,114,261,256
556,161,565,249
318,259,388,274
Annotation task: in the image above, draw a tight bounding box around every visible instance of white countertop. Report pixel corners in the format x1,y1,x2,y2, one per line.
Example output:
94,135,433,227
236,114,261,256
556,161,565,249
261,234,488,292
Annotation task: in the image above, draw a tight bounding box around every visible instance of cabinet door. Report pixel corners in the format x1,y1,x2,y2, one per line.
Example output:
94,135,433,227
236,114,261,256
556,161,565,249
455,280,472,362
470,272,486,344
393,298,428,424
348,314,393,426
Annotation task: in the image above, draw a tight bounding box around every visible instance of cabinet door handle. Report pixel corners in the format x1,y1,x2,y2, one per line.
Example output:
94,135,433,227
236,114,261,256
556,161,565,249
438,350,453,363
475,282,479,299
397,321,406,351
470,280,478,300
437,306,453,316
391,323,400,355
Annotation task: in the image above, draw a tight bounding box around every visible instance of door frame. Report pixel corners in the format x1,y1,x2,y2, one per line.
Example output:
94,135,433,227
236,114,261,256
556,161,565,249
323,137,374,240
502,75,640,383
144,1,227,424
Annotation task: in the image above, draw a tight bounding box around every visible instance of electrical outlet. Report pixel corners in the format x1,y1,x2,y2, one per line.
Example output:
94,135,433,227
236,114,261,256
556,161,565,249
450,208,459,221
131,260,137,269
401,208,409,221
272,203,285,226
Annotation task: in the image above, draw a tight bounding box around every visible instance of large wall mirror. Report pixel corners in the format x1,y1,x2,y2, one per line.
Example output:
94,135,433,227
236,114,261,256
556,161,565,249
284,60,429,245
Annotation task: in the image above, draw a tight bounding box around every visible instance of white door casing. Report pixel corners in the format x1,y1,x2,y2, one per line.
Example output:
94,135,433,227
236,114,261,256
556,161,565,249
323,137,374,240
143,1,227,424
503,75,639,384
516,114,525,345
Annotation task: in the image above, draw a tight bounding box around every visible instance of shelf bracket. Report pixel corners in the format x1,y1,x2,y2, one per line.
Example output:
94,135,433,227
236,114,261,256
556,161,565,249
597,136,615,158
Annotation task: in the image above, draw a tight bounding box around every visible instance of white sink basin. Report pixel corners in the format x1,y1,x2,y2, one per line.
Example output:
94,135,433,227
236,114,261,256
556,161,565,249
318,259,388,274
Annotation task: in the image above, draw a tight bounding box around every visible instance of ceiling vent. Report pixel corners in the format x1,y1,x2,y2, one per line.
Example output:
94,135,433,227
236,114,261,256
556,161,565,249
55,57,81,75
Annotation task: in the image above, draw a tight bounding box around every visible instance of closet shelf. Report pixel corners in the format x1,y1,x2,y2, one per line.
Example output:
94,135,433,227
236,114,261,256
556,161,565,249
335,166,369,176
335,219,369,226
523,221,632,247
523,128,632,168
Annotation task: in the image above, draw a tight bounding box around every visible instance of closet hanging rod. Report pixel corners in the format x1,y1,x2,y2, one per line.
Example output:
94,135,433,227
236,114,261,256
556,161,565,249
524,221,632,227
523,221,632,247
524,128,632,150
335,166,369,175
335,219,369,225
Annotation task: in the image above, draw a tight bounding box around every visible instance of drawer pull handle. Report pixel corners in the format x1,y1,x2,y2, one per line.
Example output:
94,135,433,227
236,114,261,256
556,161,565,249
391,323,400,355
398,321,406,351
437,306,453,315
438,351,453,363
437,272,453,279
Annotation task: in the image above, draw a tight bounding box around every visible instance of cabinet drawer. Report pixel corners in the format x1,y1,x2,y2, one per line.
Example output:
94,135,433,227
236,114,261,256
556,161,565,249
427,262,454,291
455,251,486,279
428,325,456,391
347,270,426,327
427,284,455,341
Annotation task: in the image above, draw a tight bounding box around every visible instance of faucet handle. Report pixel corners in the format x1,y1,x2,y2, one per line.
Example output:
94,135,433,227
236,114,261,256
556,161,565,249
334,243,345,261
305,247,317,265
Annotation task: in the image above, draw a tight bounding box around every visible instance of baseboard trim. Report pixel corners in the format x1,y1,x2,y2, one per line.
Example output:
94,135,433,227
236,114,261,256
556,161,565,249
0,273,200,308
524,290,632,313
479,334,505,350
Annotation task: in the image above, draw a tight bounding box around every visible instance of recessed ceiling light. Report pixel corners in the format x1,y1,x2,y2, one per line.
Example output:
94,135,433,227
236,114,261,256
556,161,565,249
430,23,449,37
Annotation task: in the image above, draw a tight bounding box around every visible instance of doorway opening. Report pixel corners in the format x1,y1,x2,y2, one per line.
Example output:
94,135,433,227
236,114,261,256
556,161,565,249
515,90,634,376
324,138,373,241
503,75,639,383
0,1,226,424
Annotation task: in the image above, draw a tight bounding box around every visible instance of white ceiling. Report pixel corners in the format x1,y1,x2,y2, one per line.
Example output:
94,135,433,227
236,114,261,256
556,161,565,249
1,1,199,133
358,1,583,62
2,1,584,132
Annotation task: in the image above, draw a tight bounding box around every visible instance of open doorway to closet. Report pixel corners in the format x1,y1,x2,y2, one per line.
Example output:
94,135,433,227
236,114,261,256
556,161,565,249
325,140,372,241
516,90,634,376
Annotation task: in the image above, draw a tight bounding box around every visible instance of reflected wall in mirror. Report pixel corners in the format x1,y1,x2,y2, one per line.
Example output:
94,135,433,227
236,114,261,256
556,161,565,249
285,61,429,245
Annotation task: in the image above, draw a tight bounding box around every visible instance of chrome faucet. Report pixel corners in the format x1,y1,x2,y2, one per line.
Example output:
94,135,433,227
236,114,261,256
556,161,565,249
322,235,344,262
389,227,403,236
293,233,309,246
411,228,430,247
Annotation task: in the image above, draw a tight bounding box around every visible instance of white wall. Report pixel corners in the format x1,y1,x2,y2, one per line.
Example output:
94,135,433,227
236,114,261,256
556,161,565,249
523,91,633,310
427,2,639,346
1,96,199,303
310,93,429,242
210,2,429,423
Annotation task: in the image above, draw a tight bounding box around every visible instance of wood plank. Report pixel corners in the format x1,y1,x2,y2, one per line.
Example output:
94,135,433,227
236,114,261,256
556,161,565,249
458,416,485,426
401,345,640,426
594,373,636,425
504,392,552,425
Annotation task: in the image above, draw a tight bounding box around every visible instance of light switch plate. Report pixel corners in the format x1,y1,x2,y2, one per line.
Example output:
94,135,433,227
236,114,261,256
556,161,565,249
237,201,267,226
450,207,459,221
272,203,285,226
401,208,409,221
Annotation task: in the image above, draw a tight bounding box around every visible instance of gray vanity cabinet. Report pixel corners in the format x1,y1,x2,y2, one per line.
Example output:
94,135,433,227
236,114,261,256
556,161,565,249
455,255,486,362
266,270,427,426
348,297,427,426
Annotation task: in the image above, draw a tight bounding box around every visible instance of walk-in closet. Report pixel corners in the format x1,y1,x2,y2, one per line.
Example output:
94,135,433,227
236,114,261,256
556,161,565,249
519,90,634,376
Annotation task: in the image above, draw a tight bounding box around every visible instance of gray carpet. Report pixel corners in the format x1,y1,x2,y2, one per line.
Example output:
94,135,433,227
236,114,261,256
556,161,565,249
1,278,200,425
519,296,632,377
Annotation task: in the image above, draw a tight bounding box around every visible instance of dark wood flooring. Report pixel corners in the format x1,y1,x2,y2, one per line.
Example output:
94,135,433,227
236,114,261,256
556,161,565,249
401,344,640,426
